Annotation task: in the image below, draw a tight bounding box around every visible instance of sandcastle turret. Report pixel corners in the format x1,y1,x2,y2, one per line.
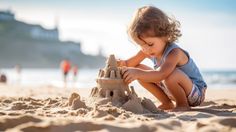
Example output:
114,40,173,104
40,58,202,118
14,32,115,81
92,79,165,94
90,55,131,105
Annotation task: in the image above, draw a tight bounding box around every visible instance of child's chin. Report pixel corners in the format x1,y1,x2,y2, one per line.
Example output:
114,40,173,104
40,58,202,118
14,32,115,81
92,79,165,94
150,54,156,57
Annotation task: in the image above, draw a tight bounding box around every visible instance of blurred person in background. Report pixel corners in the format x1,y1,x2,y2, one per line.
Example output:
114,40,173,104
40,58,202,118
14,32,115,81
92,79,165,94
60,59,71,88
72,64,78,83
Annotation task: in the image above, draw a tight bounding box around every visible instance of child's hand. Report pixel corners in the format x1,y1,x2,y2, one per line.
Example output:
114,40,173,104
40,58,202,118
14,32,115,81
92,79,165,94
117,59,127,67
121,67,141,84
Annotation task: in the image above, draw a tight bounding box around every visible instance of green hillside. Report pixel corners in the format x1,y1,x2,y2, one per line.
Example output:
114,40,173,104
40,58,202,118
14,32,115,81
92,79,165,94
0,19,106,68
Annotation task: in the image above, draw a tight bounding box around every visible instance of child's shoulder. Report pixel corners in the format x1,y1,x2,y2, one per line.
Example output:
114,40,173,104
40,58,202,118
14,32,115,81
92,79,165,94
167,48,183,58
165,43,182,57
167,46,189,66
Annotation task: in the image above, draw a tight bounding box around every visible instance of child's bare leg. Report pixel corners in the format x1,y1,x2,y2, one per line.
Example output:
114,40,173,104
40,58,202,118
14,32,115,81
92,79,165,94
136,64,174,110
163,69,193,111
138,81,174,110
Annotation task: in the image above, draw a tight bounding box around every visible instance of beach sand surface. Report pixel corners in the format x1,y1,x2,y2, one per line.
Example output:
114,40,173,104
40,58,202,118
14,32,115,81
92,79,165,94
0,84,235,132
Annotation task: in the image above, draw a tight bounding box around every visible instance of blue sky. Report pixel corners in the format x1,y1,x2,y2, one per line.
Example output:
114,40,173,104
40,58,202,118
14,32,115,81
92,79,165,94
1,0,236,70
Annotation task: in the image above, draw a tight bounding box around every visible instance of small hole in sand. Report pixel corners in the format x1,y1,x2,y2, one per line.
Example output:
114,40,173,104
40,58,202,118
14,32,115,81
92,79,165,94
110,91,114,97
124,91,128,96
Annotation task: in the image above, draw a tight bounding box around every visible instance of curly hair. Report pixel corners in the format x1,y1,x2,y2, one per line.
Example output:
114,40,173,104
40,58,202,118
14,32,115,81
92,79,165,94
127,6,182,44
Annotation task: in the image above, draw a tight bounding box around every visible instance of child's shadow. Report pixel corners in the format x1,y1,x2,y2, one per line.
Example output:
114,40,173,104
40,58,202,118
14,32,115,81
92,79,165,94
177,100,236,121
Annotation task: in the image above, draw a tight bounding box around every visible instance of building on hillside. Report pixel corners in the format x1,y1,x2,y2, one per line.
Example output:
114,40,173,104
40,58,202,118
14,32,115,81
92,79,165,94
0,10,15,21
0,9,59,41
63,41,81,53
30,26,59,41
30,15,60,41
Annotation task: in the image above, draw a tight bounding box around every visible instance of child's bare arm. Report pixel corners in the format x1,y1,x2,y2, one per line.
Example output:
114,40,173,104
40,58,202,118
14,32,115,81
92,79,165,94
138,49,182,82
117,50,147,67
121,49,182,83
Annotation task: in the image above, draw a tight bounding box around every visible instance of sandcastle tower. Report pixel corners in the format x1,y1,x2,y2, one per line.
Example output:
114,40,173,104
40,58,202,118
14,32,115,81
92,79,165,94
90,55,131,105
90,54,159,113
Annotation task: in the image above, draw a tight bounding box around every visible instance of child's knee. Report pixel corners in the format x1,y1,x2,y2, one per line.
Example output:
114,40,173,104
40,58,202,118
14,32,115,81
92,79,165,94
163,69,183,84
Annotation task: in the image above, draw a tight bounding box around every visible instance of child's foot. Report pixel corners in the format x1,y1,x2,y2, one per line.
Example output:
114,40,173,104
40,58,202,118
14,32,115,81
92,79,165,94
158,102,174,110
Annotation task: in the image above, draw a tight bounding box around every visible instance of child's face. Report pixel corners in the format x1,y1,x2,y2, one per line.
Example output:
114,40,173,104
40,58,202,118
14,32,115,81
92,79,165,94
139,36,167,58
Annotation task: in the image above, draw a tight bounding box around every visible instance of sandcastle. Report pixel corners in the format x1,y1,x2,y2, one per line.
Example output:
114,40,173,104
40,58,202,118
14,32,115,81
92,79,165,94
89,54,159,114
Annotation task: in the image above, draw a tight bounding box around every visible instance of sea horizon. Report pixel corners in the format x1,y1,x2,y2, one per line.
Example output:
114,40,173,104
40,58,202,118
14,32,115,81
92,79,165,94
1,68,236,89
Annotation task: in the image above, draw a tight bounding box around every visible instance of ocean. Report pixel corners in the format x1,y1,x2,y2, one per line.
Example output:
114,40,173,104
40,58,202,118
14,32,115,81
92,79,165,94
1,68,236,89
202,70,236,89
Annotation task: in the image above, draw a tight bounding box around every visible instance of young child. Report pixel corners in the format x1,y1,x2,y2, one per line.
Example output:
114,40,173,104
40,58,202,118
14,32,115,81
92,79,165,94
118,6,207,111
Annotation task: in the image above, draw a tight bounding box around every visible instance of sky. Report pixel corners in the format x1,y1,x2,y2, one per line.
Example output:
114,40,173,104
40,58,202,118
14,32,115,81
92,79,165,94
1,0,236,70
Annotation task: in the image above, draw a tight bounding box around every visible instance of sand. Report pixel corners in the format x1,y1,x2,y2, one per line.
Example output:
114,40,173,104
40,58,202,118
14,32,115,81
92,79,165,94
0,83,235,132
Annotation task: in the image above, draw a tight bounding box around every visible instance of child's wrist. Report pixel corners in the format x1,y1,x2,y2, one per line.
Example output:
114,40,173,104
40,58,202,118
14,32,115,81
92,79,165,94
136,69,143,79
123,60,127,67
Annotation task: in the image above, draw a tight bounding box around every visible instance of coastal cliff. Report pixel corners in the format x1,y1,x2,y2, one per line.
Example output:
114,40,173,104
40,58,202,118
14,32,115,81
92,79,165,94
0,10,105,68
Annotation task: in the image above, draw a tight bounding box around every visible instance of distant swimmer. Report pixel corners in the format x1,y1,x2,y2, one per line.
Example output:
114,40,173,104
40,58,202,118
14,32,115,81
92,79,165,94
60,59,71,87
72,65,79,82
